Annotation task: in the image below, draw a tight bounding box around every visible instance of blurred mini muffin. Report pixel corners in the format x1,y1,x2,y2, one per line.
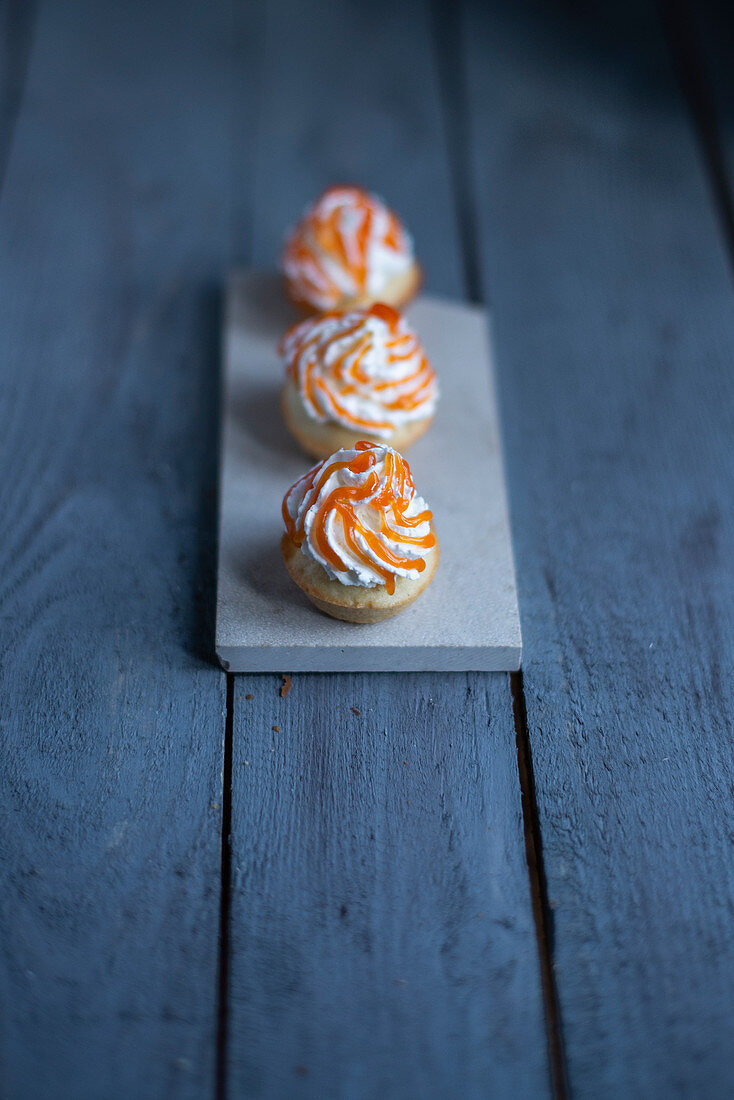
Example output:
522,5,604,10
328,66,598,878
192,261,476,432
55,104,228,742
281,185,421,312
281,441,439,623
279,302,438,459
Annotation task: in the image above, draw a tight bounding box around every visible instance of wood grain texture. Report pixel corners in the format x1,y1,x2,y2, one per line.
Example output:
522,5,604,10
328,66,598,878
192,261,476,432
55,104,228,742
463,1,734,1093
230,675,546,1097
0,1,235,1095
226,1,548,1095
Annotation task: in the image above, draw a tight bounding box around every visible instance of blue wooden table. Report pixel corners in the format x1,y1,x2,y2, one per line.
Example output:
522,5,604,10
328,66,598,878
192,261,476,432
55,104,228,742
2,1,733,1097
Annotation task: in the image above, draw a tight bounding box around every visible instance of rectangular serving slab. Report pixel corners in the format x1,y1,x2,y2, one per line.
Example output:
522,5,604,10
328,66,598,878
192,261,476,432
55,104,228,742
216,271,521,672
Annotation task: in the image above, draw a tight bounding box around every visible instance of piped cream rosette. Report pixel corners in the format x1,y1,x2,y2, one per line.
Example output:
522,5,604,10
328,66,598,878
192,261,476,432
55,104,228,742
281,185,421,313
279,303,438,459
281,441,439,623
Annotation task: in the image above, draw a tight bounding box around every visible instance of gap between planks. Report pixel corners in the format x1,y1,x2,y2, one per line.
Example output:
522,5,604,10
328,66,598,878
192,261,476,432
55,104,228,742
0,0,38,198
428,0,485,306
661,0,734,274
511,673,569,1100
429,0,569,1092
216,673,235,1100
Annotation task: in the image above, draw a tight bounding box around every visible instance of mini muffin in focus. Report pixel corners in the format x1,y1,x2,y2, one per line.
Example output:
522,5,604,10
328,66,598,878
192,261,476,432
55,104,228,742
281,185,421,313
279,303,438,459
281,441,439,623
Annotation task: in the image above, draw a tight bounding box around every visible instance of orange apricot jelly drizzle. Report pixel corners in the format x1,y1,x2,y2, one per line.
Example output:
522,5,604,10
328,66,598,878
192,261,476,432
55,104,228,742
286,187,406,303
280,303,435,432
283,442,435,595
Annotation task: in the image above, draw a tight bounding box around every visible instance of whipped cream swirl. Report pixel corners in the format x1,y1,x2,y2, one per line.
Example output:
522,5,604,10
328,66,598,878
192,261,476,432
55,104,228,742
280,304,438,437
282,442,436,591
282,185,415,310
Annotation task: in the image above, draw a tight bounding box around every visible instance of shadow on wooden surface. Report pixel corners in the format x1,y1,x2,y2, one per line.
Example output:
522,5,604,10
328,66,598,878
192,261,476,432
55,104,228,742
187,282,224,666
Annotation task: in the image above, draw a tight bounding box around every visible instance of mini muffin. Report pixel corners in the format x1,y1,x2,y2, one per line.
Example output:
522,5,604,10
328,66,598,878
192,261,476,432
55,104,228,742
281,185,421,313
279,303,438,459
281,441,439,623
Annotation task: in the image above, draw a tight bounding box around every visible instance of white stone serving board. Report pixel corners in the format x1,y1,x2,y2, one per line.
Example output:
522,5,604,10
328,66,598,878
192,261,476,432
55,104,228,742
216,270,521,672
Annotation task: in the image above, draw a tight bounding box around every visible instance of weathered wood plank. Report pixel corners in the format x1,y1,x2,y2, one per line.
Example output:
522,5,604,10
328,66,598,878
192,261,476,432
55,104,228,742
227,1,549,1094
464,1,734,1093
230,674,546,1097
0,1,238,1095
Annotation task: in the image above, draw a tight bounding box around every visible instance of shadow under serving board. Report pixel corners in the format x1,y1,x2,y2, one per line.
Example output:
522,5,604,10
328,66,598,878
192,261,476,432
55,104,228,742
216,270,520,671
